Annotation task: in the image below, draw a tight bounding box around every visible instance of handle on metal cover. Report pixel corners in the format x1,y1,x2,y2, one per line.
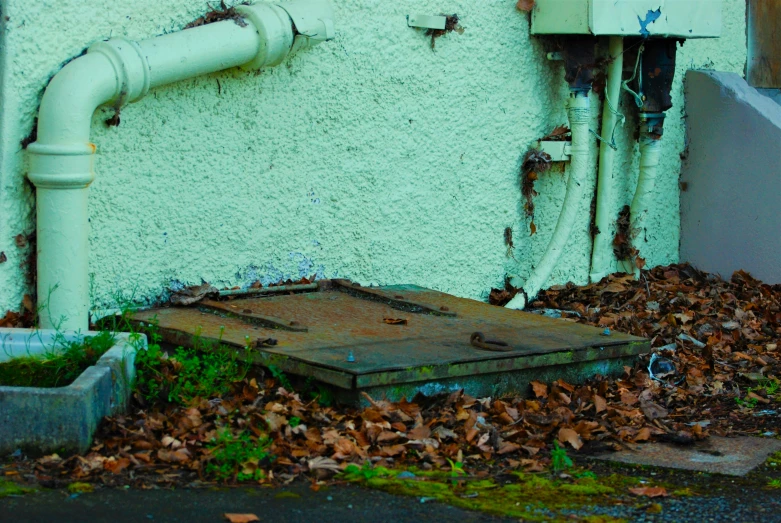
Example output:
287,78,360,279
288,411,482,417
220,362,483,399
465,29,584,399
470,332,512,352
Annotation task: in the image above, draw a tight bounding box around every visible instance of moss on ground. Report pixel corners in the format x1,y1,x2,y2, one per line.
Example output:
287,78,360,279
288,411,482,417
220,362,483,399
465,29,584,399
341,465,639,522
67,482,95,494
0,479,35,497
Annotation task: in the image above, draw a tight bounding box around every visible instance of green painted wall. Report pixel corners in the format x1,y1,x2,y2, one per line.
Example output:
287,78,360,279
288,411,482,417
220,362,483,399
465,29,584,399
0,0,746,316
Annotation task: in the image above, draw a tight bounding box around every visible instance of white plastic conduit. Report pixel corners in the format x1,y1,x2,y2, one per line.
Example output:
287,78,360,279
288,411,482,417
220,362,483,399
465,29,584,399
628,127,662,277
506,93,591,310
589,36,624,284
28,0,334,331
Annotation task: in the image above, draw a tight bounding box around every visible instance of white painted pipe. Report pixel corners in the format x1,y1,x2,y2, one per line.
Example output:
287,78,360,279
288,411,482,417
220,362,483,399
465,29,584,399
27,0,335,331
629,126,663,278
589,36,624,284
506,93,591,310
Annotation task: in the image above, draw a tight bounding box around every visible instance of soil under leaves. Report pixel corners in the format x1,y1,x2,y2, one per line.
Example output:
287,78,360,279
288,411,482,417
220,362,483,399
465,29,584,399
7,265,781,508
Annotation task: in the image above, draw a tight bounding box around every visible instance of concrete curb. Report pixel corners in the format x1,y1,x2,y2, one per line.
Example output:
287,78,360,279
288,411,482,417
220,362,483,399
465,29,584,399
0,330,146,455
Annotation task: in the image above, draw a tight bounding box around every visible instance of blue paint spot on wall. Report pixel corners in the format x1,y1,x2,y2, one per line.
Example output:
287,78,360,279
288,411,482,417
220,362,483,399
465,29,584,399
638,8,661,37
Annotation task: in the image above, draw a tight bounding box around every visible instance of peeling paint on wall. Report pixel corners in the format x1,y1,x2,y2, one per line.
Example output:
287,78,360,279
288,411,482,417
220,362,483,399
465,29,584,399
638,8,662,38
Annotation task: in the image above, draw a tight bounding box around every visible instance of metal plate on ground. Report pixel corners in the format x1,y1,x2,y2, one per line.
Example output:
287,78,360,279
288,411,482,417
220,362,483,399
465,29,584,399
591,436,781,476
131,280,649,397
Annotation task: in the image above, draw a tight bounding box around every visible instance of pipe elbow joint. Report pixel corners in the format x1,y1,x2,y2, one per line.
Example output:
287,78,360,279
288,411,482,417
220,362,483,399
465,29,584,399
237,0,335,69
88,39,151,106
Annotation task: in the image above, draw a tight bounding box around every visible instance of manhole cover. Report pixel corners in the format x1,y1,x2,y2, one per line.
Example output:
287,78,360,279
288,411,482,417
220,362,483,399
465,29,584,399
131,280,649,402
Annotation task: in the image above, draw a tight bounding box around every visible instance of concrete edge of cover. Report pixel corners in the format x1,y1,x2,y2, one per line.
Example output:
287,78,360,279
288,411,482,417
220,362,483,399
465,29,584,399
0,329,146,455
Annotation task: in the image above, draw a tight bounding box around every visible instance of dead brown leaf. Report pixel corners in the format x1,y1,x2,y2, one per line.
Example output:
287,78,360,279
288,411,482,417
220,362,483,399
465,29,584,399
224,514,260,523
558,427,583,450
530,380,548,399
383,318,408,325
593,395,607,414
629,486,668,498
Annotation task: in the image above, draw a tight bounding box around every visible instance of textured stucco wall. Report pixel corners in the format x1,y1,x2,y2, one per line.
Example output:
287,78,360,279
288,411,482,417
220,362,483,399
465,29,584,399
0,0,746,317
681,70,781,283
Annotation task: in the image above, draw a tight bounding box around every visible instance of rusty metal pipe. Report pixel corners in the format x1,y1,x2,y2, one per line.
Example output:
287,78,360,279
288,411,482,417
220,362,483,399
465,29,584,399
218,283,319,297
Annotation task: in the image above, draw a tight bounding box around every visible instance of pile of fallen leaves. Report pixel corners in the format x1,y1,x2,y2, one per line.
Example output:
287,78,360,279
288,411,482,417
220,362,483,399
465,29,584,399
23,264,781,488
528,264,781,436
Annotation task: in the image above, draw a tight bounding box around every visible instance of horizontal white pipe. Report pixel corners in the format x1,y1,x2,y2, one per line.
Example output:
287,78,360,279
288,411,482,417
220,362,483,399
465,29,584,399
589,36,624,284
138,18,264,88
27,1,334,331
506,93,591,310
629,127,663,277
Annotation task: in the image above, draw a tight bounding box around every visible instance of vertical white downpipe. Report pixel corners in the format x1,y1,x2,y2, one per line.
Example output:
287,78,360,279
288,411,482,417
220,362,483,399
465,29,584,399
506,92,591,310
589,36,624,283
28,1,334,331
628,126,662,277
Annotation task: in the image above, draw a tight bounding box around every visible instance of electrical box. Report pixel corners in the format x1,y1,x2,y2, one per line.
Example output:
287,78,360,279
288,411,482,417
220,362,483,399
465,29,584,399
531,0,722,38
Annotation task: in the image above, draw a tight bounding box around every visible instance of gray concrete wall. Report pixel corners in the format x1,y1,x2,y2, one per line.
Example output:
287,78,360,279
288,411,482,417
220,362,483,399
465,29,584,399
680,70,781,283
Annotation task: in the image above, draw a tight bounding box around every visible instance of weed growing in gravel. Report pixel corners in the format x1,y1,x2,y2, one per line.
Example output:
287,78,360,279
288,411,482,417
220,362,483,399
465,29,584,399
206,429,273,482
758,379,780,396
735,394,759,409
343,461,387,480
268,364,292,391
733,380,779,409
551,441,573,472
447,458,466,478
304,376,334,406
132,319,253,405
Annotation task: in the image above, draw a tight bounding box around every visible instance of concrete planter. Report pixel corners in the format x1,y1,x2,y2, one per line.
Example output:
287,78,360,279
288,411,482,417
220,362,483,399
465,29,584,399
0,329,146,455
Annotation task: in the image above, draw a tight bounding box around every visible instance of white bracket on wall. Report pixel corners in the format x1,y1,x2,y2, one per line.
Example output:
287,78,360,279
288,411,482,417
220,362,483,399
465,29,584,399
538,141,572,162
407,14,447,30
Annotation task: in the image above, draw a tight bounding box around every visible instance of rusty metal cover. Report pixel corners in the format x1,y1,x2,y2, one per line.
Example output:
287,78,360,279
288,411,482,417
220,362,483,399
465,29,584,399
132,280,649,393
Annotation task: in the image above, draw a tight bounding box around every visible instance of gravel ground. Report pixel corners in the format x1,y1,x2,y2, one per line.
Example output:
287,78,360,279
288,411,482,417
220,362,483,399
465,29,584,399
1,483,511,523
4,439,781,522
3,466,781,523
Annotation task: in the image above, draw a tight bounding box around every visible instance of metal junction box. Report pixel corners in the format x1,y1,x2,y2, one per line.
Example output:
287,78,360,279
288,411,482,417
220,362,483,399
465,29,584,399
531,0,722,38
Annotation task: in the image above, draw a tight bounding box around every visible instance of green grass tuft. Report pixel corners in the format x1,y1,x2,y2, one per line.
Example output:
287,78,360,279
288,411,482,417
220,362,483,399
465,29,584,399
0,331,115,388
